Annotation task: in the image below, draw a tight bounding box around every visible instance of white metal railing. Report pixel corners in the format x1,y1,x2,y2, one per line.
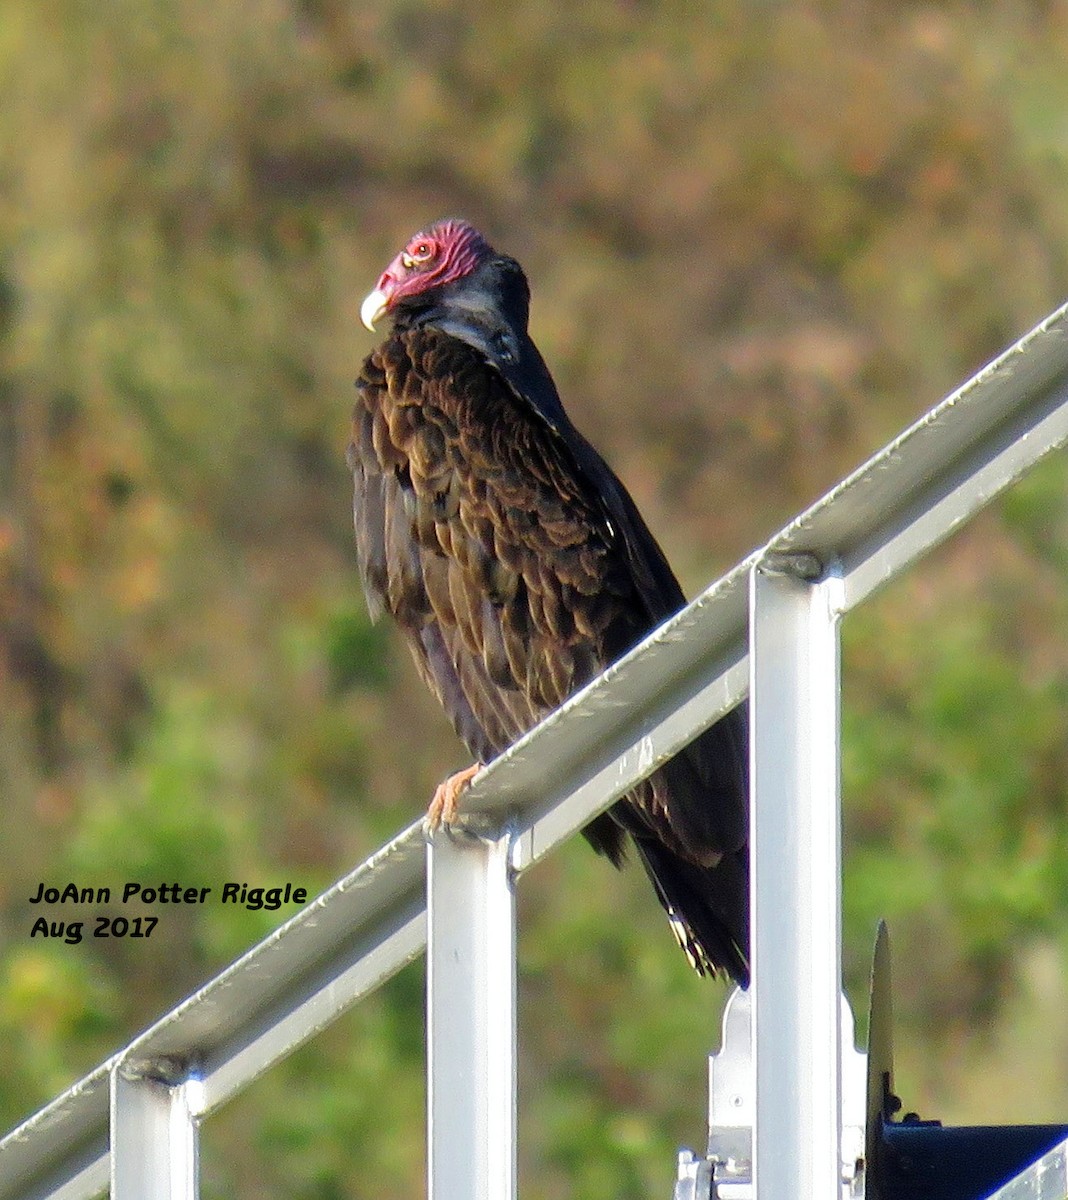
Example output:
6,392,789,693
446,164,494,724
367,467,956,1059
3,300,1068,1200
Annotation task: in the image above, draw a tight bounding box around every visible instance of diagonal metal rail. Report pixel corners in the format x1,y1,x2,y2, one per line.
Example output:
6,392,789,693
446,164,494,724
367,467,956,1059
2,300,1067,1199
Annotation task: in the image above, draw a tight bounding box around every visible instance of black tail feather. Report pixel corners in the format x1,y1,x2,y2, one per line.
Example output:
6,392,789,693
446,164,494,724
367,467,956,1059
631,837,750,987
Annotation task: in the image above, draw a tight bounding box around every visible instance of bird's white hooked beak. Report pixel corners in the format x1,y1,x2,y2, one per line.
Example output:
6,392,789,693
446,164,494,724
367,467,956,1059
360,287,390,331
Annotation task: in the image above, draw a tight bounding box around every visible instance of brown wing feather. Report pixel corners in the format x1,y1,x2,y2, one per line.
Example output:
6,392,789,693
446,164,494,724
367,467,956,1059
350,327,639,745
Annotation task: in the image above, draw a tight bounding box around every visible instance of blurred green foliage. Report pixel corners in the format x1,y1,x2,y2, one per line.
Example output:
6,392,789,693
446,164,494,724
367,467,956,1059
2,0,1068,1195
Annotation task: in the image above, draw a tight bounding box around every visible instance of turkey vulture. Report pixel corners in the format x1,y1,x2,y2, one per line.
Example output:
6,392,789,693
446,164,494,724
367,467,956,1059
349,218,749,983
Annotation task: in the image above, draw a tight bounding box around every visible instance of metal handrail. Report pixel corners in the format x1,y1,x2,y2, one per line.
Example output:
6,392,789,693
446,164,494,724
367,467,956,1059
2,299,1068,1200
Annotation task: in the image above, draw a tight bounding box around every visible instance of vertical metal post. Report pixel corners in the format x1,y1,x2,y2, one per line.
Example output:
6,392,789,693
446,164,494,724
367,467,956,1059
111,1061,201,1199
749,557,843,1200
427,831,517,1200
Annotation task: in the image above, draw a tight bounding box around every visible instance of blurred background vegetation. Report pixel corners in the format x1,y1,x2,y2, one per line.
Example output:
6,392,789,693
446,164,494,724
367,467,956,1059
2,0,1068,1195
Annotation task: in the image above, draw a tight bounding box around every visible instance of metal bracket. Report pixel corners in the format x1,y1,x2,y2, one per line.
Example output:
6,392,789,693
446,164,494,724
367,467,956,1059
422,799,524,851
758,550,826,581
674,987,867,1200
118,1056,196,1088
674,1149,717,1200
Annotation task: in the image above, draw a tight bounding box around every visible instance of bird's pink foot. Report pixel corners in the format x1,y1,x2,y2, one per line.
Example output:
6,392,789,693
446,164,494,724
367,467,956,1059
426,762,483,832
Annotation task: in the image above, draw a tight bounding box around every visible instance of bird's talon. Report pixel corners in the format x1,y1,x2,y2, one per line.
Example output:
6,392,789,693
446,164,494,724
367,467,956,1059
425,762,483,836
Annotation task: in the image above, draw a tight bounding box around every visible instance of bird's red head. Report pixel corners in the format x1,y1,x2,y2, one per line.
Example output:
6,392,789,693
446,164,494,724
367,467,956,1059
360,219,493,331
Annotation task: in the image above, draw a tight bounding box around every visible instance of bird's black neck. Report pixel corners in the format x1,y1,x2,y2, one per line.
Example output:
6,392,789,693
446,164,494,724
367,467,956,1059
390,254,572,433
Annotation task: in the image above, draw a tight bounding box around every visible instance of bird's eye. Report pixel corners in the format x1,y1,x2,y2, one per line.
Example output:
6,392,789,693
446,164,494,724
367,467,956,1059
410,241,435,262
